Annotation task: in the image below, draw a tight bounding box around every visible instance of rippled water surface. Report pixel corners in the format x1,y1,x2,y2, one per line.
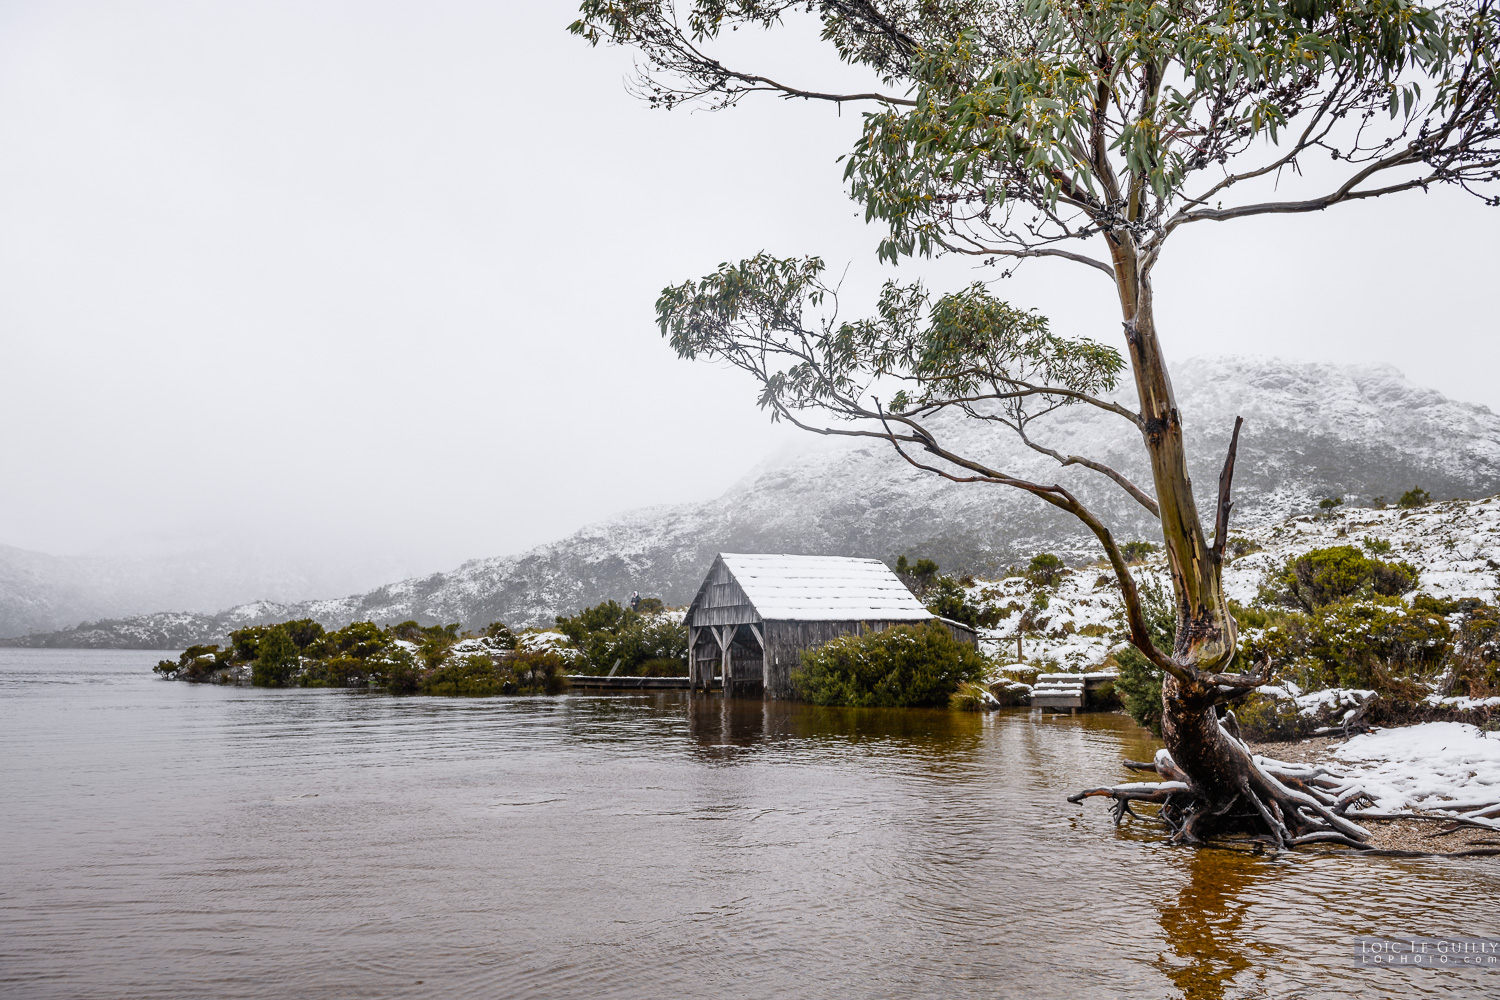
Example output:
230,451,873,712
3,650,1497,999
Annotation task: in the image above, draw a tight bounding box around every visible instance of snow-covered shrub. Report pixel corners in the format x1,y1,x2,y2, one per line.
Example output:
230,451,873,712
419,653,570,697
1259,545,1418,611
516,630,587,667
551,601,684,674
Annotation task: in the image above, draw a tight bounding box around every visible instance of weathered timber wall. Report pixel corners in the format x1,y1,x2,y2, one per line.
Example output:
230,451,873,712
690,559,758,627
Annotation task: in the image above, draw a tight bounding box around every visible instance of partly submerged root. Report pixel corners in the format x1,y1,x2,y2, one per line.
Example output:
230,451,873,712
1070,721,1500,854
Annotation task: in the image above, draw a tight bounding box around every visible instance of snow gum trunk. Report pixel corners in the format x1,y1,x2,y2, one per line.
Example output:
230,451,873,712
1117,264,1244,808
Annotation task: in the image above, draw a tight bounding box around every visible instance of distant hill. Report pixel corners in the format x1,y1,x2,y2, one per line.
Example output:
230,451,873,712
0,535,428,640
6,356,1500,649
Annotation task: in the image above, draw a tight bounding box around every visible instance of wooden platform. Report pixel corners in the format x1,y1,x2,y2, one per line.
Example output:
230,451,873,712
1030,672,1116,711
566,675,691,690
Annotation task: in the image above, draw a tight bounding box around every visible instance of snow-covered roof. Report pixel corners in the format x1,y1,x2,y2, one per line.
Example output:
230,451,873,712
718,553,933,621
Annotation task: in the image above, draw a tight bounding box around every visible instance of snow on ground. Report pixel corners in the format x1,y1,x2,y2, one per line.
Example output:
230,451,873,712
972,571,1135,672
1222,496,1500,606
973,494,1500,676
1331,722,1500,821
446,636,513,658
514,630,587,666
1255,683,1377,721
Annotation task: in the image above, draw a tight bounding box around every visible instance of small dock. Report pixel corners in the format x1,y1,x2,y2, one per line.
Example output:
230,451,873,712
566,675,691,690
1030,672,1117,712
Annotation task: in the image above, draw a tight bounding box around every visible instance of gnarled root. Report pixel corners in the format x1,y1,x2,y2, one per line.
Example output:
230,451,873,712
1070,722,1380,850
1073,719,1500,851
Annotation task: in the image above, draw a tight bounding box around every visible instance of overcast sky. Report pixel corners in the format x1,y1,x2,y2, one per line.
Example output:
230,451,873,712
2,1,1496,580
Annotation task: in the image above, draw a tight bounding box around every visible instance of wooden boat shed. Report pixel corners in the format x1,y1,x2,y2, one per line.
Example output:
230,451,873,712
685,553,978,698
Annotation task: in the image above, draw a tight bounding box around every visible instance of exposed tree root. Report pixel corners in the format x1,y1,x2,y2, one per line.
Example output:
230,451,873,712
1069,720,1500,854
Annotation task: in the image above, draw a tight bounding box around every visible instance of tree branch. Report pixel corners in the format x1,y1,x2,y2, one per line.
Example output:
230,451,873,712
1211,416,1243,564
1012,421,1160,517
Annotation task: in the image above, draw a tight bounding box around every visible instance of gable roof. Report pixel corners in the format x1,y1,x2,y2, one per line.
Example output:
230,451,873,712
717,553,932,621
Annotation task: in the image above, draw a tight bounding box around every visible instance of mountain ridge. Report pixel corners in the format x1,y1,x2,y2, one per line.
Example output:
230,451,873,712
6,356,1500,649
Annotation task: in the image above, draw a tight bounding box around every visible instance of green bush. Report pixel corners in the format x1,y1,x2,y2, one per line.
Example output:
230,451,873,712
377,645,423,695
627,657,689,677
1260,545,1418,611
1226,536,1262,559
1113,580,1176,735
1235,691,1317,741
155,644,228,683
1397,486,1431,509
280,618,326,650
483,622,519,649
791,621,987,707
1239,595,1452,694
317,621,388,660
1120,540,1158,563
508,651,571,695
555,600,686,674
229,625,268,662
421,654,512,697
251,626,300,687
1025,553,1066,587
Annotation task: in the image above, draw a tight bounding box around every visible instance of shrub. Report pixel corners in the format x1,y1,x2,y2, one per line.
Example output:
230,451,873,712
1318,496,1344,511
923,575,1003,629
1239,595,1451,693
1120,540,1158,564
299,655,370,688
1226,536,1262,559
1397,486,1431,509
377,645,423,695
483,622,519,649
229,625,269,662
629,657,688,677
251,626,300,687
1114,580,1176,736
318,621,388,660
1361,537,1393,555
280,618,326,650
155,644,227,683
1260,545,1418,611
791,621,988,707
1235,691,1317,742
555,600,686,674
421,654,513,697
949,682,993,711
508,651,571,695
895,554,941,597
1025,553,1066,587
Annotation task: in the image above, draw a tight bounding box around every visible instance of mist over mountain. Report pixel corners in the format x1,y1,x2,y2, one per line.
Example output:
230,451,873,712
0,535,430,640
6,356,1500,648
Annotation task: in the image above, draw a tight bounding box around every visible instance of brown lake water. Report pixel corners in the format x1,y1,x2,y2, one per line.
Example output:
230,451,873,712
2,648,1496,999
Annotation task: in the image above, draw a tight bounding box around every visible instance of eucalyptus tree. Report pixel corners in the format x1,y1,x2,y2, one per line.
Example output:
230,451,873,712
573,0,1500,847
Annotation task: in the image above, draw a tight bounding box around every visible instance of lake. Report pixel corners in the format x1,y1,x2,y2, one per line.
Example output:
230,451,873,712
2,649,1495,999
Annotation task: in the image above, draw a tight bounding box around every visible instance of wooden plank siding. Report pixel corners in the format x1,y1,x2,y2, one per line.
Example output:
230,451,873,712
686,554,979,700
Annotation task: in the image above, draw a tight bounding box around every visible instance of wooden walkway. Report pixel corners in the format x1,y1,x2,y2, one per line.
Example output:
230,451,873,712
566,675,691,690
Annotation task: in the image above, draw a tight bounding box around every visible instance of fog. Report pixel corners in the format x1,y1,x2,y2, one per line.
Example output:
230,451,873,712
2,1,1496,595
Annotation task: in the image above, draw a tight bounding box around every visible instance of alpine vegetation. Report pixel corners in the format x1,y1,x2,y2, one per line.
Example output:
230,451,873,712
576,0,1500,849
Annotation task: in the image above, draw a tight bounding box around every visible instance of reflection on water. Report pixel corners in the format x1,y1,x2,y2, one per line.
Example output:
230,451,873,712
1156,849,1262,1000
2,650,1497,1000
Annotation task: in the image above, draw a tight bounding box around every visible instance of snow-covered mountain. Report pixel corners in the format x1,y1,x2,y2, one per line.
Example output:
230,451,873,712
0,534,431,640
6,357,1500,648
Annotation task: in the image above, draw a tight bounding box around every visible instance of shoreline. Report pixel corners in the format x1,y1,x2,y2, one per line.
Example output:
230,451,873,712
1247,722,1500,855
